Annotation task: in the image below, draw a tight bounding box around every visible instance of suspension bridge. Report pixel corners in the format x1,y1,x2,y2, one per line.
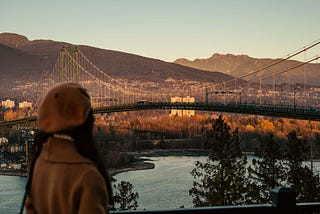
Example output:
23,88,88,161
1,40,320,127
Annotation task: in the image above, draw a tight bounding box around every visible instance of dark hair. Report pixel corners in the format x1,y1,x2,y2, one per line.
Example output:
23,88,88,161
20,131,49,214
21,109,112,213
66,109,113,199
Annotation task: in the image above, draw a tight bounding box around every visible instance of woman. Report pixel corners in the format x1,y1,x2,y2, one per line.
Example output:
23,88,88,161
21,82,112,214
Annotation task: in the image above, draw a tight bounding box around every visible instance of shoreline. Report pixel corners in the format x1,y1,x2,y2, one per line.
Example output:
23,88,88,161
127,149,209,157
110,149,208,176
0,149,208,177
0,170,27,177
0,162,155,178
2,153,320,178
110,160,155,176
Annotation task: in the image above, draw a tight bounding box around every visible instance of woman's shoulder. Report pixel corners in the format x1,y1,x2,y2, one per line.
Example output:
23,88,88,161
76,165,107,192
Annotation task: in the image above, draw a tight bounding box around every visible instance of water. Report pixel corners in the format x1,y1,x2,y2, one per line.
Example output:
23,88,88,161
114,156,207,210
0,175,26,214
1,156,319,212
113,155,320,210
0,156,206,212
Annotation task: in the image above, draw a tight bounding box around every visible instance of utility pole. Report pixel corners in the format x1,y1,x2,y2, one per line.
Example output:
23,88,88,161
205,87,209,105
25,139,28,166
309,120,313,172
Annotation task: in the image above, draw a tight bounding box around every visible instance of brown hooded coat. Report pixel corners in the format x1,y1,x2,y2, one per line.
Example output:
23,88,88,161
26,137,108,214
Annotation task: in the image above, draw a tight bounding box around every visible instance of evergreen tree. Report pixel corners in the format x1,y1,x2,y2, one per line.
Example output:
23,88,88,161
189,115,249,207
248,133,286,203
285,131,320,202
111,181,139,210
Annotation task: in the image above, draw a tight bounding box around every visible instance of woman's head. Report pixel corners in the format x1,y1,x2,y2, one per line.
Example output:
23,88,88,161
38,82,91,133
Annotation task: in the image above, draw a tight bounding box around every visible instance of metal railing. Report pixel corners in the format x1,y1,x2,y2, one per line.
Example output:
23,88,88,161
111,187,320,214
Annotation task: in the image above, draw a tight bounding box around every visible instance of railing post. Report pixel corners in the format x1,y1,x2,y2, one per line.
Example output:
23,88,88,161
271,186,297,213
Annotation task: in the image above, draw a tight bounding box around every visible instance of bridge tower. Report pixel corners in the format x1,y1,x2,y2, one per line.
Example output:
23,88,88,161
59,46,80,83
205,87,217,105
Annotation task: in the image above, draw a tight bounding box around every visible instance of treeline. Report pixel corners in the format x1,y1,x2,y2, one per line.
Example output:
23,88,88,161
190,115,320,206
93,111,320,158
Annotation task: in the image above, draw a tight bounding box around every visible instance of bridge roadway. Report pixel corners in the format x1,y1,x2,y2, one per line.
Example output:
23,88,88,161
1,102,320,127
94,102,320,121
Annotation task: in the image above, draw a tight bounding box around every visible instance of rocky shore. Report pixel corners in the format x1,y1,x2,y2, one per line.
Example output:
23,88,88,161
109,159,155,176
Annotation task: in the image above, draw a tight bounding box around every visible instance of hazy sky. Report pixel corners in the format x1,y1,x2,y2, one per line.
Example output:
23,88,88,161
1,0,319,62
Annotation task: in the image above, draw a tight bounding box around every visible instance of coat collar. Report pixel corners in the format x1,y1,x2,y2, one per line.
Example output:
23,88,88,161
40,137,93,164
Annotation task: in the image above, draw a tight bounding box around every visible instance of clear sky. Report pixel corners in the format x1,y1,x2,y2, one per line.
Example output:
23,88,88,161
1,0,319,62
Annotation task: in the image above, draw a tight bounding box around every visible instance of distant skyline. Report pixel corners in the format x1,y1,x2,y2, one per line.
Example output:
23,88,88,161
1,0,319,62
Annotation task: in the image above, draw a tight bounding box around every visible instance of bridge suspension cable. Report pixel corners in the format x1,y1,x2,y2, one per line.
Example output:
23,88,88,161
191,39,320,94
232,54,320,89
220,39,320,88
49,47,172,106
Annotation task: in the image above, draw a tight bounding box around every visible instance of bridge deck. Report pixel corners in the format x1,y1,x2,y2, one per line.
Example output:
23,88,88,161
94,102,320,122
1,102,320,126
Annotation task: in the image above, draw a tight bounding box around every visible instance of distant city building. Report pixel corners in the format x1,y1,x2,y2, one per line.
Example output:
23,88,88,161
0,137,8,145
170,96,195,117
1,99,15,109
19,101,32,109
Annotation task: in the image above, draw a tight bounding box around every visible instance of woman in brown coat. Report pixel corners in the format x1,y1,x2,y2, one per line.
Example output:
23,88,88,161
21,83,112,214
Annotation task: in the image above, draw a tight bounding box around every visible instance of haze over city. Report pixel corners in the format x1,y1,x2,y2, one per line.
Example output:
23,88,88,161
1,0,319,62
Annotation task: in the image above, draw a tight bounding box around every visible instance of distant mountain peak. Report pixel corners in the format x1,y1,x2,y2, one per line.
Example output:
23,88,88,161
0,32,30,48
210,53,223,58
175,53,252,64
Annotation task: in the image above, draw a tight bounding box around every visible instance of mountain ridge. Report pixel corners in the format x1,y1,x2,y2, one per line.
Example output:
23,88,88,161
174,52,320,85
0,33,232,99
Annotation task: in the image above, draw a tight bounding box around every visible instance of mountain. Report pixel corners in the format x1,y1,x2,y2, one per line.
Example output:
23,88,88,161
0,33,231,82
0,33,30,48
174,53,320,85
0,33,69,87
0,33,233,100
